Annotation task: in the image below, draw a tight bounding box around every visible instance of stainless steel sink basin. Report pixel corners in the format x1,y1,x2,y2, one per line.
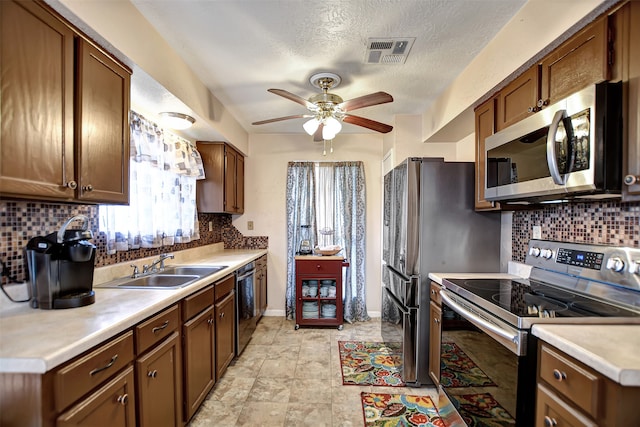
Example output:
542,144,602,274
117,274,199,289
162,265,228,277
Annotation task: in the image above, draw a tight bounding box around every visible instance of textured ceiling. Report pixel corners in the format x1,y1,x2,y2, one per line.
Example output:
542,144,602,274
130,0,527,136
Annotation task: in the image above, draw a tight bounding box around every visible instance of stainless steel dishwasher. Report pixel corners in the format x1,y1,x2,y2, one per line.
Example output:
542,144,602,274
235,261,257,355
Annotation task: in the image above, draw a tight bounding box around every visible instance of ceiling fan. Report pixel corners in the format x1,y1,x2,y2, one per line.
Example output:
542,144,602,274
252,72,393,141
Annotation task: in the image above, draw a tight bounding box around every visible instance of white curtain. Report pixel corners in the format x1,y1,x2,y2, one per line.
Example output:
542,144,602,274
99,112,205,254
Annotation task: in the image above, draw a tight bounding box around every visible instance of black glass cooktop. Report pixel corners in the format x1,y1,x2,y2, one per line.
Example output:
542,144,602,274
445,278,640,319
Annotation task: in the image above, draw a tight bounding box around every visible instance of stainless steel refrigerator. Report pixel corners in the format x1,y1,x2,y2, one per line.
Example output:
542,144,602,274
381,158,501,386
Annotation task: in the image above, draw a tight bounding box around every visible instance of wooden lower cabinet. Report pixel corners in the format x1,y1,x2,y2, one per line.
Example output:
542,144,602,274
215,290,236,379
256,255,268,319
536,342,640,426
57,366,136,427
428,301,442,386
136,331,182,427
183,305,216,421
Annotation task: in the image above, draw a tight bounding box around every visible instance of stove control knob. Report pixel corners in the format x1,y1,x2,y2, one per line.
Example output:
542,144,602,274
541,249,554,259
630,261,640,275
606,257,625,273
529,247,541,257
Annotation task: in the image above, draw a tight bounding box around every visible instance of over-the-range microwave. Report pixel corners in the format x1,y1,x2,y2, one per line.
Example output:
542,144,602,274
484,82,622,203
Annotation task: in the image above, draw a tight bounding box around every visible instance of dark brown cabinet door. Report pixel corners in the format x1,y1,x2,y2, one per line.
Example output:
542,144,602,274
224,147,238,212
496,66,540,132
428,301,442,386
136,331,182,427
474,98,500,211
196,142,245,213
540,15,609,106
215,291,235,379
76,39,130,204
236,154,245,213
57,366,136,427
0,0,75,200
183,306,215,421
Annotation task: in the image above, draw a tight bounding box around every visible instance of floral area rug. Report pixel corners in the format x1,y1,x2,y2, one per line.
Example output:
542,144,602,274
361,392,445,427
454,393,515,426
440,342,496,387
338,341,405,386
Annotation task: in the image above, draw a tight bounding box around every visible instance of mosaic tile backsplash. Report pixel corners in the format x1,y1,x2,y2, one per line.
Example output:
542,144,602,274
0,200,267,282
512,200,640,262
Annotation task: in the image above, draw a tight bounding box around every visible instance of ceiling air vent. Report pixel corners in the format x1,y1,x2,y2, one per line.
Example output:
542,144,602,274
365,37,415,64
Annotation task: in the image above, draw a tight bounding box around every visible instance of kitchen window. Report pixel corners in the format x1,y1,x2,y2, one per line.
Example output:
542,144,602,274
99,111,205,254
285,161,369,323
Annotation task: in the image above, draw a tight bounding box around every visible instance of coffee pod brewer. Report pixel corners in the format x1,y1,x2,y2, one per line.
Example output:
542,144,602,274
26,215,96,309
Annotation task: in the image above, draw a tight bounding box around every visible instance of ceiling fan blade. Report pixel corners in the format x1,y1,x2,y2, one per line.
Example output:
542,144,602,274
252,114,310,125
338,91,393,112
268,88,315,110
343,114,393,133
313,123,324,141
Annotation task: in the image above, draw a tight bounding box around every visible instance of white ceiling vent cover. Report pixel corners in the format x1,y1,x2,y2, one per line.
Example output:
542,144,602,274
365,37,415,64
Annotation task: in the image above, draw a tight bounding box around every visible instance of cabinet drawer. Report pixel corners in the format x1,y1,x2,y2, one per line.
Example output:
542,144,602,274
296,259,343,275
539,344,600,418
215,274,235,302
429,281,441,305
135,305,180,355
536,383,597,427
55,331,134,412
182,285,214,321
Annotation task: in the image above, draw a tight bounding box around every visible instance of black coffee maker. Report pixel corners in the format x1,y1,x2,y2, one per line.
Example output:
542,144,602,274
26,215,96,309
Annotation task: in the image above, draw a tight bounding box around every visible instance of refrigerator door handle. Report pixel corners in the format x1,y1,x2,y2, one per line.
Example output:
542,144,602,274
386,263,412,283
383,286,410,315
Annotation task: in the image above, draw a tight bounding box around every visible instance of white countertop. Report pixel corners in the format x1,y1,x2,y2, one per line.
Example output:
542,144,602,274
532,324,640,386
0,245,266,374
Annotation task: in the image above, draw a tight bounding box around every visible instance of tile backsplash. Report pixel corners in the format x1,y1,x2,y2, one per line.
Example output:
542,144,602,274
512,200,640,262
0,200,267,281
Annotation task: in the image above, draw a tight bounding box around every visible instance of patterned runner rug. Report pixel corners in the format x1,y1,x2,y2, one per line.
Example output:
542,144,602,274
338,341,405,387
454,393,516,426
441,342,496,387
361,392,444,427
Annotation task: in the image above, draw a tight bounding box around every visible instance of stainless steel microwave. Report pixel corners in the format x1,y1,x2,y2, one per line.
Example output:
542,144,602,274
484,82,622,202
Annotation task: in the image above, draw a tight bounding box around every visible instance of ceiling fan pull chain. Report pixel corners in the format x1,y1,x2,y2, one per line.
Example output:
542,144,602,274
330,139,334,154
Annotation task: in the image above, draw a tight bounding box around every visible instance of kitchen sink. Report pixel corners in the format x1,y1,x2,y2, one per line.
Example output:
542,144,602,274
161,265,228,277
116,274,200,289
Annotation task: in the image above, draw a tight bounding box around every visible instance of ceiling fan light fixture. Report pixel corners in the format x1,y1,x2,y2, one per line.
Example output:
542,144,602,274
322,127,336,141
324,116,342,135
159,112,195,130
303,118,320,135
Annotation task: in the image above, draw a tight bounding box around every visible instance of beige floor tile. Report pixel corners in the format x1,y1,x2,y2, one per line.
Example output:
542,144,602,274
288,378,333,404
294,359,331,379
188,399,244,427
284,402,333,427
235,401,288,427
258,358,298,379
210,376,257,402
332,402,366,427
248,377,292,402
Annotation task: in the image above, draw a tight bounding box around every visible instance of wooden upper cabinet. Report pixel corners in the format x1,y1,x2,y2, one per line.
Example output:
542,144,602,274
496,66,540,132
0,0,75,200
474,97,500,211
76,39,130,204
540,15,609,106
196,142,245,214
0,0,131,204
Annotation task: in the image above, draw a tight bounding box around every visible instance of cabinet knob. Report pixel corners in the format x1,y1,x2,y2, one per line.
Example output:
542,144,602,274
117,394,129,406
147,369,158,378
434,318,439,325
82,184,93,192
543,416,557,427
316,264,321,269
65,180,78,190
527,106,541,113
624,175,640,186
207,318,214,325
220,312,225,318
552,369,566,381
537,98,550,108
431,289,436,295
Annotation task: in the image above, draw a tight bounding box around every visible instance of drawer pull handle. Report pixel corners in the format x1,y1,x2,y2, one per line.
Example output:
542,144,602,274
152,320,170,334
89,354,118,376
147,370,158,378
552,369,567,381
117,394,129,406
543,416,557,427
316,264,321,269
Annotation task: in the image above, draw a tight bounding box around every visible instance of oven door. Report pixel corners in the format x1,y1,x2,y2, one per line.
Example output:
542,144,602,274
438,290,536,427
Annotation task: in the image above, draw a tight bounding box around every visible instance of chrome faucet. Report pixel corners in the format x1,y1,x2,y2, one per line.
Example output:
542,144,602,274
142,253,174,274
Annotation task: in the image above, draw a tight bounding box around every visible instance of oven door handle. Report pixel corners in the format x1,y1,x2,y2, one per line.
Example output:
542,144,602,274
547,109,568,185
440,290,520,346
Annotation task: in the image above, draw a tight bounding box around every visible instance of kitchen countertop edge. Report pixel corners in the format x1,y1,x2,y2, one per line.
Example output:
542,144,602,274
532,324,640,387
0,247,266,374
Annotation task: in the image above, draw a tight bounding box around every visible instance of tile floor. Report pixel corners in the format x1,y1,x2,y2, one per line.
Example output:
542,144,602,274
187,316,438,427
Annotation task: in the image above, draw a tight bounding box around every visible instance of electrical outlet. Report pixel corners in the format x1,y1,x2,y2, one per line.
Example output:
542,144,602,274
247,221,254,230
208,221,213,232
532,225,542,239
